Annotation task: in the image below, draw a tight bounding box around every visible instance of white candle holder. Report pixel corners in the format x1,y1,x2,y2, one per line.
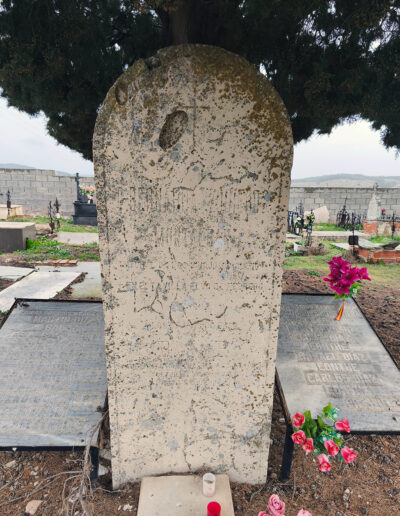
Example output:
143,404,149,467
203,472,216,497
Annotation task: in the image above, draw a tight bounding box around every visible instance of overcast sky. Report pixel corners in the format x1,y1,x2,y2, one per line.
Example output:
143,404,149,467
0,98,398,178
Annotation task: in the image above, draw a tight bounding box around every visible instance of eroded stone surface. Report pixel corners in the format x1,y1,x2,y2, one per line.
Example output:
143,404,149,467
93,44,293,487
313,205,330,223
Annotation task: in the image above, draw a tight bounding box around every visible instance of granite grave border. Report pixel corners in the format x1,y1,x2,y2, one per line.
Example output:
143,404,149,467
0,298,107,481
276,292,400,482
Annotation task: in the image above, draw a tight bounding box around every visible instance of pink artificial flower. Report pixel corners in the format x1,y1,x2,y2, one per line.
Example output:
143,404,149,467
318,454,332,472
297,511,312,516
302,438,314,454
258,513,268,516
293,412,305,428
335,419,351,433
341,446,357,463
324,439,339,456
291,430,306,445
268,494,285,516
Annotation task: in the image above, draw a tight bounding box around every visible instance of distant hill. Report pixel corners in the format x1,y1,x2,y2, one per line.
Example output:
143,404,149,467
292,173,400,188
0,163,35,169
0,164,92,177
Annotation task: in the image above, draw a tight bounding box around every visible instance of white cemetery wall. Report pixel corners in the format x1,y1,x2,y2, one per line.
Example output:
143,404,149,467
0,168,93,216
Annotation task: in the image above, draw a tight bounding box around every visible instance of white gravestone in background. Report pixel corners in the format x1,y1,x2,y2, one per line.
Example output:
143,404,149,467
367,183,382,221
94,45,293,488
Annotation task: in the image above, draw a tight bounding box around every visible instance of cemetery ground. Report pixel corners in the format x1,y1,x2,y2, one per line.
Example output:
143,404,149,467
12,216,98,234
0,245,398,515
0,236,100,265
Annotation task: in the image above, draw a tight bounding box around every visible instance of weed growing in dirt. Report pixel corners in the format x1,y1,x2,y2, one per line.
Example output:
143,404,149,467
370,235,400,243
78,252,100,261
15,237,74,260
312,223,346,231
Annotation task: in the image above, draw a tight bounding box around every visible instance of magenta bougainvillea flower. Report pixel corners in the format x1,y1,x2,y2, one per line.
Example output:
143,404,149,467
323,256,370,320
324,256,370,296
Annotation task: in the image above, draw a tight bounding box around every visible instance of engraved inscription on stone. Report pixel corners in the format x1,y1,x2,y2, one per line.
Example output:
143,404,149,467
277,295,400,431
0,301,107,447
94,45,293,487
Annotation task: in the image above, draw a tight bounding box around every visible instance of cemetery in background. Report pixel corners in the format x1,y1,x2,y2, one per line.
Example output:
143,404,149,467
1,167,400,220
0,168,93,217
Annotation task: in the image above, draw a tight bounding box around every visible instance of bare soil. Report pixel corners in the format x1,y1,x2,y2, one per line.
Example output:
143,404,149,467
0,272,399,515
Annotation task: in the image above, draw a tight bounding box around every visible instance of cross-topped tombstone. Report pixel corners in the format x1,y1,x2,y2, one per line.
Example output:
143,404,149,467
94,44,293,488
75,173,83,202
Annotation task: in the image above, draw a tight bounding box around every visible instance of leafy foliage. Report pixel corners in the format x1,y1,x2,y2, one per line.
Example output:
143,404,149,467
1,1,399,159
18,236,75,259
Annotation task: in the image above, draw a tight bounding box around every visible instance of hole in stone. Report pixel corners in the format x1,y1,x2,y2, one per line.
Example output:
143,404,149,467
159,110,188,151
115,83,128,105
145,56,161,70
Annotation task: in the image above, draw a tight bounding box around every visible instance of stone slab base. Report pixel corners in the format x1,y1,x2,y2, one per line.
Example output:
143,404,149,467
0,222,36,252
72,215,98,226
137,475,234,516
0,205,23,220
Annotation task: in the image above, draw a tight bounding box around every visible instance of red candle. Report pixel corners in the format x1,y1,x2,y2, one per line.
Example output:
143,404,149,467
207,501,221,516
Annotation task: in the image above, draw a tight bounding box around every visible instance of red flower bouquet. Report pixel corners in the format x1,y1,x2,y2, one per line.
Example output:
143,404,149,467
323,256,370,320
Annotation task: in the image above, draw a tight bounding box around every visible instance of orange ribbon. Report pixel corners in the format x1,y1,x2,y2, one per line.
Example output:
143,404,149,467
335,300,345,321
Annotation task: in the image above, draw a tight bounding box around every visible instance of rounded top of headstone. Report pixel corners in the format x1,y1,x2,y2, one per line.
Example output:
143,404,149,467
93,44,292,189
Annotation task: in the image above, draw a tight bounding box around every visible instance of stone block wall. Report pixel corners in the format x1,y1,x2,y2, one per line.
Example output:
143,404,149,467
289,186,400,222
0,168,93,217
1,168,400,222
363,220,400,237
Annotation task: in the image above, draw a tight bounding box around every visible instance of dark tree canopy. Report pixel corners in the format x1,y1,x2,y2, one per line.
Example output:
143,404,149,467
0,0,399,161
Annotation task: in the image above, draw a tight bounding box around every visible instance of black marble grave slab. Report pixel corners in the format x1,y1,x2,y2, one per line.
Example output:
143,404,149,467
73,201,98,226
277,295,400,432
0,301,106,447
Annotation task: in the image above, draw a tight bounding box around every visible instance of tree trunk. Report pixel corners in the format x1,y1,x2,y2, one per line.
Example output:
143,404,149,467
156,0,245,55
169,0,191,44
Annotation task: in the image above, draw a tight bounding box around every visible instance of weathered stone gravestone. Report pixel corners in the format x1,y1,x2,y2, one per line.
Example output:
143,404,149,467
94,45,293,487
367,183,382,221
313,205,329,224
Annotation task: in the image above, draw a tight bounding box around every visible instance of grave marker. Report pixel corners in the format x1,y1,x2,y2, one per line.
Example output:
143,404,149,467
94,44,293,486
0,301,106,447
277,295,400,431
